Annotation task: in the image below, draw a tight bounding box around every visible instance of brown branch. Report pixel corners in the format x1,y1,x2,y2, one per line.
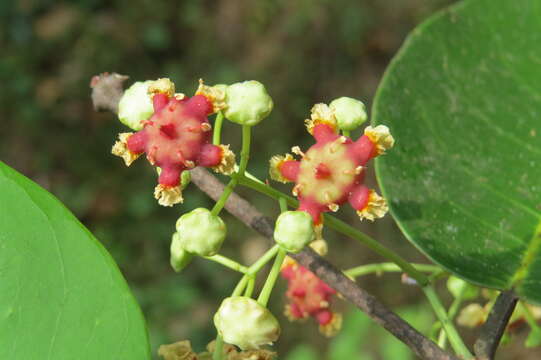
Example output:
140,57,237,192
474,290,518,360
91,73,458,360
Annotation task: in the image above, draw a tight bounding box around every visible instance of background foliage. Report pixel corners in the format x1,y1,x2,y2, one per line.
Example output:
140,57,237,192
2,0,539,358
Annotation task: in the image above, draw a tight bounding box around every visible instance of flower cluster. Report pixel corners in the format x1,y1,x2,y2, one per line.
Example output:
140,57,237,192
269,100,394,226
112,78,235,206
280,241,342,337
104,74,397,355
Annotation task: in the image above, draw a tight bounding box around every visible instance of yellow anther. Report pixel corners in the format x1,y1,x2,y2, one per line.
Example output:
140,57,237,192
148,78,175,98
364,125,395,155
211,144,236,175
111,132,140,166
154,184,183,207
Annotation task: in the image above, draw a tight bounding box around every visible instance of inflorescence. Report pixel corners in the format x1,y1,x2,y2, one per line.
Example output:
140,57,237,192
108,76,394,358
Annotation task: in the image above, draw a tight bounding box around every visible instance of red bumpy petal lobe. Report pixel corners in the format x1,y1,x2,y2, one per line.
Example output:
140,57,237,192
312,124,339,144
290,303,305,319
292,288,306,298
153,93,170,113
298,198,325,225
349,135,376,165
315,280,336,296
280,160,300,182
315,309,333,325
184,95,213,117
281,265,296,280
127,131,148,154
198,144,223,167
348,184,370,211
159,165,184,187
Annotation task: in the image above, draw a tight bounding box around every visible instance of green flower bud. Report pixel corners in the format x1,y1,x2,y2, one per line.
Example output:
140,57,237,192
170,232,193,272
214,297,280,350
329,97,367,131
118,81,154,130
447,276,479,300
175,208,226,256
180,170,191,190
224,81,273,126
274,211,315,253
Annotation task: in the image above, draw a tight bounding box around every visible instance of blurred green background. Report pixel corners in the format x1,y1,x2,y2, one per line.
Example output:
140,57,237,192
2,0,539,359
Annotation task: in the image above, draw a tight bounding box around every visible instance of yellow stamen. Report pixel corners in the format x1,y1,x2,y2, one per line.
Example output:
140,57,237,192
356,190,388,221
111,132,140,166
154,184,183,207
212,144,236,175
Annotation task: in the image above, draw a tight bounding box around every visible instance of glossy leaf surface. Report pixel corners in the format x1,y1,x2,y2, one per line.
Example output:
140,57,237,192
373,0,541,302
0,162,151,359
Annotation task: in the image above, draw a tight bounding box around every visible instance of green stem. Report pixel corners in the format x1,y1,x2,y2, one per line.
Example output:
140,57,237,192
248,244,280,275
232,275,249,296
344,262,441,278
244,276,255,297
204,254,248,274
342,130,351,137
211,125,251,215
237,174,429,286
211,178,238,215
213,112,224,145
279,197,288,213
423,286,472,358
213,337,224,360
257,248,287,307
237,125,251,175
437,296,464,348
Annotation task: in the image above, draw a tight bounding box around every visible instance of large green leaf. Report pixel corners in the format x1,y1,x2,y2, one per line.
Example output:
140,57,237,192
373,0,541,303
0,161,151,359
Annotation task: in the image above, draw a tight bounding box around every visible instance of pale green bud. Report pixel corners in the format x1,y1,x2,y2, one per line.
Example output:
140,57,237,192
118,81,154,130
214,297,280,350
274,211,315,253
170,232,193,272
224,81,273,126
447,276,479,300
175,208,226,257
329,97,367,131
180,170,191,190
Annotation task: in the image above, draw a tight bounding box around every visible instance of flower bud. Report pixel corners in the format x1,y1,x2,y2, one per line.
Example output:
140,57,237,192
175,208,226,256
224,81,273,126
274,211,315,253
170,232,193,272
180,170,191,190
118,81,154,130
447,276,479,300
329,97,367,131
457,303,487,328
214,297,280,350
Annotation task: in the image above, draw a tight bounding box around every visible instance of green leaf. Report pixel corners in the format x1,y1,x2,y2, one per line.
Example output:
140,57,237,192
0,162,151,359
373,0,541,303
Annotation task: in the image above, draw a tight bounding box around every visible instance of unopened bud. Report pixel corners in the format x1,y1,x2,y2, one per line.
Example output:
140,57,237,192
170,232,193,272
214,297,280,350
274,211,315,253
447,276,479,300
329,97,367,131
118,81,154,130
224,81,273,126
175,208,226,256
